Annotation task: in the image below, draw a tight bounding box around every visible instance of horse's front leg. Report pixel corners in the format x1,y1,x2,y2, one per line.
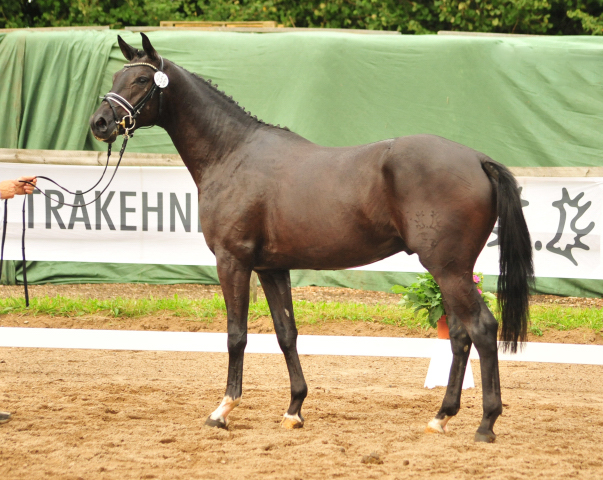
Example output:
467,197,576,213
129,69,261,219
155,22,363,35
258,269,308,429
204,254,251,429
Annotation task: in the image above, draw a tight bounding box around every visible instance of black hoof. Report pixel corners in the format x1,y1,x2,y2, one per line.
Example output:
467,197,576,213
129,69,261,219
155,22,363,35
204,416,228,429
474,430,496,443
0,411,11,424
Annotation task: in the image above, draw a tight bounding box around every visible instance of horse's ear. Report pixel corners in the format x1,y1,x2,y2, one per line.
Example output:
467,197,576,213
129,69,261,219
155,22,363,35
118,35,138,61
140,33,158,61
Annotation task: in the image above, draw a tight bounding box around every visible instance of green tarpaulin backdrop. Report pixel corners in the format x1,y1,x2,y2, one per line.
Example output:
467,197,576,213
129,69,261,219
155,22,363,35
1,30,602,294
2,30,603,166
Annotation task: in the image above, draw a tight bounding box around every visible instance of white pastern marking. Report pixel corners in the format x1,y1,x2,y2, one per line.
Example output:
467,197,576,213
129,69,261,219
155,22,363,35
427,416,451,434
283,412,303,423
209,396,241,423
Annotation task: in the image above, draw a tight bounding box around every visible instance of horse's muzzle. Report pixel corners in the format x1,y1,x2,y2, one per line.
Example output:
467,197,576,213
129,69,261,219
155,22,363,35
90,111,118,144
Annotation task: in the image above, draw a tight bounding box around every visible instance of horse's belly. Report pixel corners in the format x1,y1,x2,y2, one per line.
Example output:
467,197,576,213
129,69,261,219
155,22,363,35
256,234,407,271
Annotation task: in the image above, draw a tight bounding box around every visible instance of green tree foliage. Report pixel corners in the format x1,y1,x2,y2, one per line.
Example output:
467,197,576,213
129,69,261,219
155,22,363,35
2,0,603,34
567,6,603,33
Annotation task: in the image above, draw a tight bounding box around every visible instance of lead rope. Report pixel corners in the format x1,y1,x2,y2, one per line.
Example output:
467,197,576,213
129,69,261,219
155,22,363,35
24,138,128,208
36,143,112,197
20,197,28,306
0,138,129,306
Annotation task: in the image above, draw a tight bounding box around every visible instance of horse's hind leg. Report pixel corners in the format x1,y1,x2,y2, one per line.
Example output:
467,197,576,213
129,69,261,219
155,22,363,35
205,252,251,429
471,305,502,443
425,311,472,434
428,271,502,443
257,269,308,429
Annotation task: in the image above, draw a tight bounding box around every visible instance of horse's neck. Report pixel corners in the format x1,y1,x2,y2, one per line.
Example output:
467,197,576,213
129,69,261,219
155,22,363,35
160,66,262,183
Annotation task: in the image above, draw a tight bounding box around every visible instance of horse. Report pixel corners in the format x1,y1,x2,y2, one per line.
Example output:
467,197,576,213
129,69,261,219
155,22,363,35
90,33,533,443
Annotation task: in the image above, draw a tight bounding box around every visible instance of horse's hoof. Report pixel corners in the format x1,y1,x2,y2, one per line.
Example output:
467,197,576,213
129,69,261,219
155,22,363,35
474,431,496,443
424,417,449,434
0,411,11,424
424,426,443,434
204,416,228,429
281,413,304,429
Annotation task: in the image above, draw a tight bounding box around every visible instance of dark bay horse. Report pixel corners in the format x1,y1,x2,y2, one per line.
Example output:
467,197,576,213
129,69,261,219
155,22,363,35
90,33,533,443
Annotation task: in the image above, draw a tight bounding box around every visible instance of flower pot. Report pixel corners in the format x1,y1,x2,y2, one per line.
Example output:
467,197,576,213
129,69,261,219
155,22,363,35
437,315,449,339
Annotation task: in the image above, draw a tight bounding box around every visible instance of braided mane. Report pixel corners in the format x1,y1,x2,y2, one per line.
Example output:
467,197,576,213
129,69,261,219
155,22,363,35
182,63,291,132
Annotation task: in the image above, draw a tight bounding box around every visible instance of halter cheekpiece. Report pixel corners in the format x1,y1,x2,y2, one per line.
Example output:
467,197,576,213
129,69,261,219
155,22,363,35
101,57,168,138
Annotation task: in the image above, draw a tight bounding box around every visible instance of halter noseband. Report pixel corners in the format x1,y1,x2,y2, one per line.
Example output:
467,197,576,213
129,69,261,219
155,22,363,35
101,57,168,138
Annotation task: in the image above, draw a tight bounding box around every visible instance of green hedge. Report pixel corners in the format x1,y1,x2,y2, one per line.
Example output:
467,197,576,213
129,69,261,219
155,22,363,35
3,1,603,35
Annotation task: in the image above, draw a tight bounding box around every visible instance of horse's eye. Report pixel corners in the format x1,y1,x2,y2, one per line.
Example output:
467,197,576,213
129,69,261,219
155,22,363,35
137,77,149,84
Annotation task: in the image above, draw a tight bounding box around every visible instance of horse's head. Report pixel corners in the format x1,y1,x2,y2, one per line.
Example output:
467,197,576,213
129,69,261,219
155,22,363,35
90,33,168,143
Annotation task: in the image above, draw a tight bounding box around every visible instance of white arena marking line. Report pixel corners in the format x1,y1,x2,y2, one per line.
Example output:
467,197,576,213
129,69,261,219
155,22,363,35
0,328,602,365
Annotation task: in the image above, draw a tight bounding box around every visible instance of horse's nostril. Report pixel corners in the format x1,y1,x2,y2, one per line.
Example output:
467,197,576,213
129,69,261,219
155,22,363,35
95,116,108,132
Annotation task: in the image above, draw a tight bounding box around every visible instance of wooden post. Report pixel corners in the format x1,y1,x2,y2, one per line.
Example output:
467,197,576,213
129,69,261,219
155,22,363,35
250,271,258,303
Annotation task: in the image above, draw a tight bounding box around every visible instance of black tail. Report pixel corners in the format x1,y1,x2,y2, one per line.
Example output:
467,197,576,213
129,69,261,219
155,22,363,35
481,158,534,353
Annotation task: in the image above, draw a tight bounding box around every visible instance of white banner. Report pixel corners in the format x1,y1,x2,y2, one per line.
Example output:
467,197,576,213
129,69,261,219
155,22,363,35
1,163,601,280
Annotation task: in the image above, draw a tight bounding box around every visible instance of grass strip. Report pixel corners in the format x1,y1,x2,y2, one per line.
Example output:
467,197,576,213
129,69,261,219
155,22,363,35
528,305,603,336
0,295,600,334
0,295,225,321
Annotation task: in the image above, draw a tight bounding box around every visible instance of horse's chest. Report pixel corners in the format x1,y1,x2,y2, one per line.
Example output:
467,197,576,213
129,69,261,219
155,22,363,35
197,195,249,250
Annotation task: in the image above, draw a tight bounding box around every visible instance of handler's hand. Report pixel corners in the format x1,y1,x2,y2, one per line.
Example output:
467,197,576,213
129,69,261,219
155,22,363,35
15,176,37,195
0,180,19,199
0,177,37,199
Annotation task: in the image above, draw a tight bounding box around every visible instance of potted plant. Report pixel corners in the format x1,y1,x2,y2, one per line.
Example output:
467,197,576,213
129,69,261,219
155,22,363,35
392,273,496,339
